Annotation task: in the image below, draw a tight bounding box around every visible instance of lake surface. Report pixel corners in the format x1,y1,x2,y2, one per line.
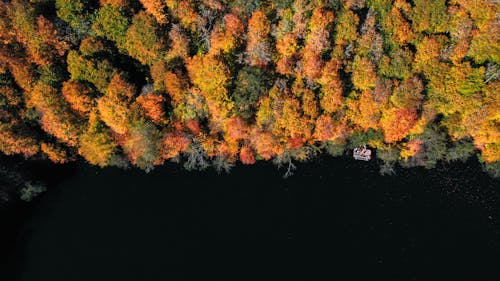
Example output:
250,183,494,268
3,156,500,280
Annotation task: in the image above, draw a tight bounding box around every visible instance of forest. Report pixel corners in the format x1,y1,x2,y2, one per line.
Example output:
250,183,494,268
0,0,498,177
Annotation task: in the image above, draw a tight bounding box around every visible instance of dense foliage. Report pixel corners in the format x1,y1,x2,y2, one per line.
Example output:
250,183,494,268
0,0,498,177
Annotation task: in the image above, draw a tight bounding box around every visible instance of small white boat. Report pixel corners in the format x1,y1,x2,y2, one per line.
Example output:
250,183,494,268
353,146,372,161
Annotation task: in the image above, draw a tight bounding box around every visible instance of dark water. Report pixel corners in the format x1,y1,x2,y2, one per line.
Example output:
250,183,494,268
3,157,500,281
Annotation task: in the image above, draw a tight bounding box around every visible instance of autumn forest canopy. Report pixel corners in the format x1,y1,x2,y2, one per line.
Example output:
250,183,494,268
0,0,499,177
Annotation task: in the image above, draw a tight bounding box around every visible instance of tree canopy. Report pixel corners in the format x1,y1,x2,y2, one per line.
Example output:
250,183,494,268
0,0,498,177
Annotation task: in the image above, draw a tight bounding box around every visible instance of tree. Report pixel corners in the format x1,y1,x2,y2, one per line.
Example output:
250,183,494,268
160,131,191,160
377,47,413,80
468,20,500,64
250,129,282,160
0,51,36,92
412,36,445,76
346,90,383,132
28,82,82,146
291,0,310,39
334,7,359,46
463,81,500,165
209,13,245,54
356,9,383,62
0,85,22,108
400,126,447,168
446,5,472,64
380,107,419,143
480,143,500,165
97,73,135,135
299,87,319,119
390,76,424,109
411,0,448,34
445,139,475,163
347,128,384,149
40,142,68,163
78,111,118,167
274,8,298,76
381,4,413,49
232,66,270,119
100,0,129,7
0,111,39,157
175,0,200,32
67,46,118,93
224,116,249,142
0,0,497,174
19,182,46,202
350,56,377,92
314,114,349,142
301,8,334,79
185,53,232,127
240,145,256,164
246,10,272,67
271,93,312,149
61,80,94,116
275,36,298,75
425,62,484,117
139,0,168,24
92,4,131,49
79,36,108,56
8,1,69,67
56,0,93,35
172,88,209,121
227,0,262,16
318,59,344,114
166,24,190,61
255,96,274,130
125,12,166,65
183,141,210,171
136,92,167,125
122,118,162,170
164,70,188,104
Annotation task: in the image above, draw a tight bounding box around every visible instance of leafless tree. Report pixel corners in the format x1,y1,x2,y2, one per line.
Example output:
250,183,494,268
184,141,210,171
274,152,297,179
212,156,234,174
485,63,499,83
198,5,217,51
379,162,396,176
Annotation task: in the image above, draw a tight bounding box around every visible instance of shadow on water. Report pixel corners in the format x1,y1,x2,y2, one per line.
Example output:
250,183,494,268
3,156,500,281
0,158,77,281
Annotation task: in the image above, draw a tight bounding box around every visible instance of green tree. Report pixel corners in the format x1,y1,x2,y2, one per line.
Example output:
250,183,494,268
411,0,448,34
378,48,413,80
334,7,359,46
232,67,270,119
56,0,93,35
124,11,166,65
67,49,118,93
92,4,131,49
